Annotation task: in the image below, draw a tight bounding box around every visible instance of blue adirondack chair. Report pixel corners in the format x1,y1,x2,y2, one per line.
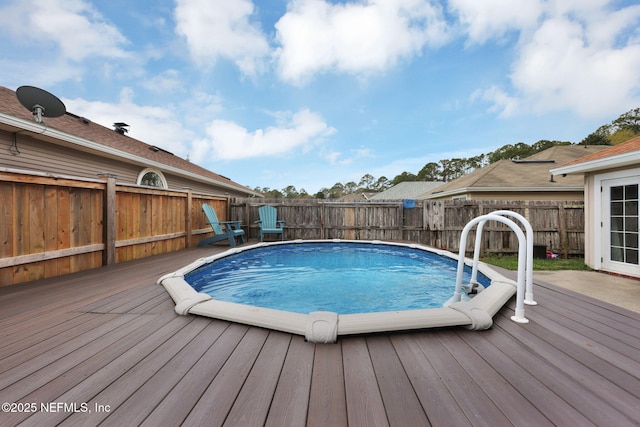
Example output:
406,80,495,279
198,204,245,247
255,205,285,242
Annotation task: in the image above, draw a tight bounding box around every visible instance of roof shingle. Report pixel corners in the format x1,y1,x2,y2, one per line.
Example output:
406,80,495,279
0,86,256,195
556,136,640,168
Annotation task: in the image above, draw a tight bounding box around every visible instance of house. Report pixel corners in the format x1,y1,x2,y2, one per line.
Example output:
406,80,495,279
0,85,261,198
421,145,608,201
369,181,444,200
551,136,640,278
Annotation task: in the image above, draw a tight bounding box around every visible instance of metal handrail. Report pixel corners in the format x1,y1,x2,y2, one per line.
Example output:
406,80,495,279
454,213,529,323
470,210,537,305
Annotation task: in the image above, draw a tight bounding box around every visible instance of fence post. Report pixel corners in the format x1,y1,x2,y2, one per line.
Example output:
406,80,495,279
98,173,117,266
558,203,568,259
321,202,325,239
185,189,193,248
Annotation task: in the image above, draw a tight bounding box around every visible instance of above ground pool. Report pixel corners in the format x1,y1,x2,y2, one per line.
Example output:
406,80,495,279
185,242,491,314
158,240,519,343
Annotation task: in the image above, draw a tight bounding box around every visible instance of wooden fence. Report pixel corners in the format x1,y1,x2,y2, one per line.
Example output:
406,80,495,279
0,169,586,288
232,198,585,257
0,170,229,286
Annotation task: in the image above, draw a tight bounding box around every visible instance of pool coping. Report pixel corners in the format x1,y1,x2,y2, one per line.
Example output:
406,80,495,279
157,240,518,343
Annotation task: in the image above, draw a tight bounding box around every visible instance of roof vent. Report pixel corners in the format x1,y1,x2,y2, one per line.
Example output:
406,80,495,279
113,122,129,134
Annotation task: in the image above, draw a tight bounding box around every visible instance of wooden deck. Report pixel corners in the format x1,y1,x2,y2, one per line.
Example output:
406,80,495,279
1,244,639,426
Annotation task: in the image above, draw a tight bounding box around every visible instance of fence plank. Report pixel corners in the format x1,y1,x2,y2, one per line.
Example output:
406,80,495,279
0,171,228,287
232,198,585,257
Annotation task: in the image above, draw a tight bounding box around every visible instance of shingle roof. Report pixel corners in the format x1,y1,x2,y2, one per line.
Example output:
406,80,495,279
370,181,444,200
0,86,260,196
555,136,640,168
422,145,608,198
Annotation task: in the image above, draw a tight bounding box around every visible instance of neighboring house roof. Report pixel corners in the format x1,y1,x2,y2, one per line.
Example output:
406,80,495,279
370,181,444,200
337,192,378,202
0,86,262,197
422,145,609,199
550,136,640,175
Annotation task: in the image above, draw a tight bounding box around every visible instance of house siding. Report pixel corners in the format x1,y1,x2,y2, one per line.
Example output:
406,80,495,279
0,129,249,197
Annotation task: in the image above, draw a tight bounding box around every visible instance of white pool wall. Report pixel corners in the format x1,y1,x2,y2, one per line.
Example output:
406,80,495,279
158,240,518,343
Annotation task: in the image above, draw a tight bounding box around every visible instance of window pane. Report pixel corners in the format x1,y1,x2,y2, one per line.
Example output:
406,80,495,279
611,217,623,231
626,233,638,249
611,246,624,262
625,201,638,216
611,232,624,246
141,172,162,187
626,249,639,265
626,217,638,232
625,184,638,200
611,186,623,201
611,201,623,216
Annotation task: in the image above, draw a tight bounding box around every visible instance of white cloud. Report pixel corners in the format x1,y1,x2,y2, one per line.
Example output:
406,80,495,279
64,88,192,156
142,69,184,93
274,0,450,85
472,85,519,117
509,10,640,117
194,109,336,161
0,0,128,62
460,0,640,118
174,0,270,76
320,145,374,166
449,0,543,44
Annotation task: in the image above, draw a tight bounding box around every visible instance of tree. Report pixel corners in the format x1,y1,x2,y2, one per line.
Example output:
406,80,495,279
358,174,376,190
328,182,345,199
583,107,640,145
260,188,283,198
609,128,638,145
466,154,487,172
373,176,391,191
580,132,610,146
487,142,533,163
611,107,640,135
344,181,358,194
282,185,299,198
530,139,571,152
417,162,440,181
296,188,311,199
391,172,418,186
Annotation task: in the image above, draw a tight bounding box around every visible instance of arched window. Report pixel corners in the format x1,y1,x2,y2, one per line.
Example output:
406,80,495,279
137,168,168,189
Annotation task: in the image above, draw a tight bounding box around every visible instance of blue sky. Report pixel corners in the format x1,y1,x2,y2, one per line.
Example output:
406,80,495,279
1,0,639,194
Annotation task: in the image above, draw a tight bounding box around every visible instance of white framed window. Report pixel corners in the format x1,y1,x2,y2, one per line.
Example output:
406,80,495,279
137,168,168,189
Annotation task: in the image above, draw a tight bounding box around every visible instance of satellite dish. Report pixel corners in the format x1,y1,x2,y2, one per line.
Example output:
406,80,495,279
16,86,66,123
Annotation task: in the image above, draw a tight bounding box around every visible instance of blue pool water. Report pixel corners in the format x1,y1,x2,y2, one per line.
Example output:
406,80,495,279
185,242,490,315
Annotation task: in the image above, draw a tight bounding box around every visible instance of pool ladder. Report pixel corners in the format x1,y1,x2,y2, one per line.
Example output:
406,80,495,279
453,211,537,323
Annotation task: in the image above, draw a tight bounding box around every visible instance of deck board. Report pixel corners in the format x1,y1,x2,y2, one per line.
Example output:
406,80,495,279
1,245,640,426
415,332,512,427
139,323,248,427
342,338,388,427
99,320,231,426
265,335,314,427
390,334,472,427
367,335,430,426
223,331,292,426
306,338,348,427
182,327,270,426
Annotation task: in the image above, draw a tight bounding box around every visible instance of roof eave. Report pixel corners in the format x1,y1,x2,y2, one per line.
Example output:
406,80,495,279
550,151,640,176
420,186,584,199
0,112,261,197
